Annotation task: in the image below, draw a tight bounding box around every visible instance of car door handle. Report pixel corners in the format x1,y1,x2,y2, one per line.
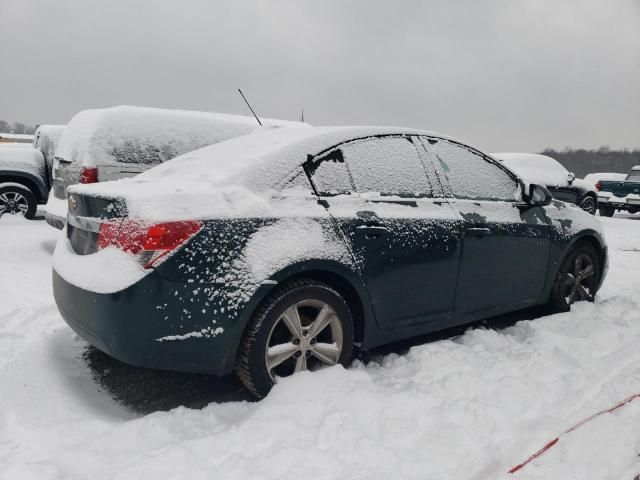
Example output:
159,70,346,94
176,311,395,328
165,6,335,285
356,225,389,238
466,227,492,236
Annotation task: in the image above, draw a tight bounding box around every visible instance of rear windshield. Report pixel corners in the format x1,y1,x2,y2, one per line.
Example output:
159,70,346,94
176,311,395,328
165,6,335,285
111,142,178,165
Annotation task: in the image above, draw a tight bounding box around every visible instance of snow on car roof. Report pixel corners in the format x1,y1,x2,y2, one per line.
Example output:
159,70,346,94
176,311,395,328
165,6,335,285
492,152,569,187
0,146,45,177
33,124,66,159
71,125,450,221
56,105,306,167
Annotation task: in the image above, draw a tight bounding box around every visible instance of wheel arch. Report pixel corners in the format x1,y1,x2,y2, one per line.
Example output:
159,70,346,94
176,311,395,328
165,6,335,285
242,260,375,350
546,230,607,299
0,171,48,202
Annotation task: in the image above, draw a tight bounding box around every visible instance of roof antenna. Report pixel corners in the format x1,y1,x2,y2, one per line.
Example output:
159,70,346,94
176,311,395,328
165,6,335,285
238,88,262,126
300,105,305,123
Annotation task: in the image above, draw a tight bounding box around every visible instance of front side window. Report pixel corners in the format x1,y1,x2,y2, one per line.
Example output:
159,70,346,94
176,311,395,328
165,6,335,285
341,136,433,197
427,139,518,201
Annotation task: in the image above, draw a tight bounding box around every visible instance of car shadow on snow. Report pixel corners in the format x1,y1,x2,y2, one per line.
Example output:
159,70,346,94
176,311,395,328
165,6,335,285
83,346,255,414
40,239,56,255
83,305,550,415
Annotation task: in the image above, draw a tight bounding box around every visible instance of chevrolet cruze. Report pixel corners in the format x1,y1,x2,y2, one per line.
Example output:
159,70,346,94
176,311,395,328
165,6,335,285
53,126,607,397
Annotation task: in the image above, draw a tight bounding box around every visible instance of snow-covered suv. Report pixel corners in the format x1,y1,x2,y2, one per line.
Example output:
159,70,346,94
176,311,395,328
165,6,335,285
0,125,65,219
45,105,305,229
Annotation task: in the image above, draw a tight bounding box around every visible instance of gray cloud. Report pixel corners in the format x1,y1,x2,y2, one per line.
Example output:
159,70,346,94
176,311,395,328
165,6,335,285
1,0,638,151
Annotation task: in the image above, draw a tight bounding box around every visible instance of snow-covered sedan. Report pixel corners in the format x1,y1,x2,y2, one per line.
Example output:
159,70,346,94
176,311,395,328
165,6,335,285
53,127,608,397
493,153,598,214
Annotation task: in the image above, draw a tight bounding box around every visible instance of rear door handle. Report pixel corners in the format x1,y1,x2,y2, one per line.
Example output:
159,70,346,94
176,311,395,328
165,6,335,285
356,225,389,239
466,227,492,236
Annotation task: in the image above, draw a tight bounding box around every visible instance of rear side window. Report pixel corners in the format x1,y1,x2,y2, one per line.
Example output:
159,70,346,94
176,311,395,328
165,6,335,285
341,137,433,197
310,152,353,195
427,139,518,201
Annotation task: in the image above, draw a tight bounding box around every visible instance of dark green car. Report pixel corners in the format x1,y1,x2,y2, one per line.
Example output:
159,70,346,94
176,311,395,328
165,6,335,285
53,127,608,397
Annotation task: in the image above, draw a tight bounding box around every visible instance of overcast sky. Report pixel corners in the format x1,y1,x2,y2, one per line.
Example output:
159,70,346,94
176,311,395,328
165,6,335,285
1,0,638,151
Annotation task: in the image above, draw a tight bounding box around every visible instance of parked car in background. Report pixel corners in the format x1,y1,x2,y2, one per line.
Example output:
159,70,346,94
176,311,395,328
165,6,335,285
583,172,627,191
33,125,66,187
0,133,34,144
45,105,306,229
0,146,46,218
493,153,598,214
53,126,608,397
596,166,640,217
0,126,64,219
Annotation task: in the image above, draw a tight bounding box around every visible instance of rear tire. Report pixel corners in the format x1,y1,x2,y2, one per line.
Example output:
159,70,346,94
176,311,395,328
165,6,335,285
236,278,354,398
549,243,601,312
0,184,37,219
598,205,615,217
578,195,597,215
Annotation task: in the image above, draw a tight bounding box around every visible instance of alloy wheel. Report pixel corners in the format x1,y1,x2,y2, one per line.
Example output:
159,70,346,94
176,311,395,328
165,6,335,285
265,299,343,381
0,191,29,216
580,197,596,215
559,253,595,306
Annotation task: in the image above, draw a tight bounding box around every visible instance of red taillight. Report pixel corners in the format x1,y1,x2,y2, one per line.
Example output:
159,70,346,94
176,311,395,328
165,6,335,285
79,167,98,184
595,181,601,192
98,220,202,268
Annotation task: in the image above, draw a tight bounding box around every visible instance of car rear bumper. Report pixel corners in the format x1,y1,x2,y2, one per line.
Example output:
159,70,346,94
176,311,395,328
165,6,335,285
44,194,67,229
52,269,245,375
597,194,640,209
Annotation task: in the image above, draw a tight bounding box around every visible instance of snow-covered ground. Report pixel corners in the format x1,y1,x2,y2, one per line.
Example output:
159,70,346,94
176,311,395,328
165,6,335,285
1,214,639,479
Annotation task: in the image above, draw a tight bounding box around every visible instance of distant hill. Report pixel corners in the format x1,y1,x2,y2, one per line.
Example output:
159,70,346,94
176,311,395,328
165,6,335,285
542,147,640,178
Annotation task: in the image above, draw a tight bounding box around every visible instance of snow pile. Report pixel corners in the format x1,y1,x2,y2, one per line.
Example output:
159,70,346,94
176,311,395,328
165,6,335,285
56,105,306,168
1,215,640,478
0,146,45,178
52,238,149,294
0,142,32,149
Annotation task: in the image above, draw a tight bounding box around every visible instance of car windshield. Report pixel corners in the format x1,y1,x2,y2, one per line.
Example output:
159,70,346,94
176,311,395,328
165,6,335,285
627,169,640,181
492,153,568,187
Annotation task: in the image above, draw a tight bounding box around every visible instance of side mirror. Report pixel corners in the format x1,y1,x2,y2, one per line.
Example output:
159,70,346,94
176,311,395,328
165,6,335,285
567,172,575,184
528,184,552,206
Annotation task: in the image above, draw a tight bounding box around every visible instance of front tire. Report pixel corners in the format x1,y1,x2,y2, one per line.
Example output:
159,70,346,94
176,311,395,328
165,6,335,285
236,278,354,398
549,243,601,312
598,205,615,217
0,184,37,219
578,195,597,215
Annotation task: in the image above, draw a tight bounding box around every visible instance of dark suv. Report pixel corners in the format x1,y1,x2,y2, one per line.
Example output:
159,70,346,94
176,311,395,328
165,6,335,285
493,153,598,215
53,127,608,397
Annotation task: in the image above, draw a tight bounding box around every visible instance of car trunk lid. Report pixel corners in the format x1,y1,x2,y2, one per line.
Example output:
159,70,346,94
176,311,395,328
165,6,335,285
66,192,127,255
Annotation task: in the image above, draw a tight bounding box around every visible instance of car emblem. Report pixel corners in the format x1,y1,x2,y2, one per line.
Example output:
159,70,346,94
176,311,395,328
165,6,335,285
68,195,77,210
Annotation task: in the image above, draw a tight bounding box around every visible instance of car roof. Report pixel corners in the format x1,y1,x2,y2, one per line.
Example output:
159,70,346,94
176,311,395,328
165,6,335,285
70,126,456,213
136,125,453,188
56,105,307,167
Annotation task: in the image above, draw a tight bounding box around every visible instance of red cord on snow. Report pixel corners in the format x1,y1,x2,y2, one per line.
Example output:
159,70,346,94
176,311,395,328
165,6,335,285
508,393,640,474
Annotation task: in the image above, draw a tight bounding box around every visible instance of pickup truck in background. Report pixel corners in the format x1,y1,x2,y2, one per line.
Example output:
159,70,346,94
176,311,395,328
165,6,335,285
596,166,640,217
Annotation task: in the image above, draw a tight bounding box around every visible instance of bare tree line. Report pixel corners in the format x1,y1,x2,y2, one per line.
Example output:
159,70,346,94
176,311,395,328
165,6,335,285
0,120,38,135
543,146,640,177
1,119,638,176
